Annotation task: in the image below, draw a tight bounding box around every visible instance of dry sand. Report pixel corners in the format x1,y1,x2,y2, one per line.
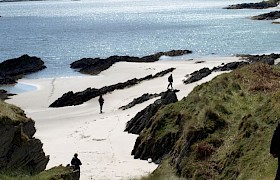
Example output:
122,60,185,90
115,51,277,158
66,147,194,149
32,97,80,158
6,56,240,180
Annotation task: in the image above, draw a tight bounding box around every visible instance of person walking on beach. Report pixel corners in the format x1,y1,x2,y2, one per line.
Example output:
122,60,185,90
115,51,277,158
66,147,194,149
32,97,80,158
167,74,173,90
98,95,104,113
71,153,82,179
270,120,280,180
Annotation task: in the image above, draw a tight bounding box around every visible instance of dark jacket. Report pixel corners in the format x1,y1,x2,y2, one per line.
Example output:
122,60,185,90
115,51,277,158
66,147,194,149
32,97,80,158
270,120,280,158
99,96,104,105
168,75,173,83
71,157,82,171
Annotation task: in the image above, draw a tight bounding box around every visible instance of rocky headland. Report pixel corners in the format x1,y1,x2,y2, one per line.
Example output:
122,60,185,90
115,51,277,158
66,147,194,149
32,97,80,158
128,62,280,179
224,0,279,9
70,50,191,75
0,54,46,85
251,11,280,20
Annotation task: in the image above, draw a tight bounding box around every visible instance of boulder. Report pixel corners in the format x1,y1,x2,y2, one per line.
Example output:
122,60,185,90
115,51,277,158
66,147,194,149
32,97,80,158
237,53,280,65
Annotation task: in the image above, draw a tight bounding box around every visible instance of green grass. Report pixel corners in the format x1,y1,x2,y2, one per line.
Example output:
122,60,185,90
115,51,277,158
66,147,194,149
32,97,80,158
0,100,30,125
0,166,74,180
139,63,280,180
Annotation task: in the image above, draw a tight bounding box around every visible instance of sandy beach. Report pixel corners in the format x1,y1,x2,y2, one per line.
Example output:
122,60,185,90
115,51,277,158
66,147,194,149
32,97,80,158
6,57,240,180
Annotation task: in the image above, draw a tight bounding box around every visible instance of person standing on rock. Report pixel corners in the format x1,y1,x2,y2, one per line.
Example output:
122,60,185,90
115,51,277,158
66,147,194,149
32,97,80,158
270,120,280,180
71,153,82,179
167,74,173,90
98,95,104,113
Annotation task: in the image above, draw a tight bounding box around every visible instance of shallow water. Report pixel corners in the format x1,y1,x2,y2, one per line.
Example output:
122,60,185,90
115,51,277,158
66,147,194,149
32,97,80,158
0,0,279,78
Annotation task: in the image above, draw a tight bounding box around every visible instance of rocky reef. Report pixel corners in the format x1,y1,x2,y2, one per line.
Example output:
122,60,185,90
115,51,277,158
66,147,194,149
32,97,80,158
49,68,175,107
0,54,46,85
0,100,49,174
251,11,280,20
224,0,279,9
70,50,191,75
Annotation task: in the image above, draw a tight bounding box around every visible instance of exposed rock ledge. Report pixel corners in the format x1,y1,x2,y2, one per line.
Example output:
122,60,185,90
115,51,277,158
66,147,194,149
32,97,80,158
183,53,280,85
0,54,46,85
251,11,280,20
0,101,49,174
50,68,175,107
70,50,191,75
224,0,279,9
125,90,179,163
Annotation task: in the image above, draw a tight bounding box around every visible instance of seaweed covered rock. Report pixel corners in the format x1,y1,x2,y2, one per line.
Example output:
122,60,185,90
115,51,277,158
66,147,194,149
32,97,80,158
0,101,49,174
0,55,46,85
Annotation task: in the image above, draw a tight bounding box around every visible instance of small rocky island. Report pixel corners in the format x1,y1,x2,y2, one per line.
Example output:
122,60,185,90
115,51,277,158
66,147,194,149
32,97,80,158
0,54,46,85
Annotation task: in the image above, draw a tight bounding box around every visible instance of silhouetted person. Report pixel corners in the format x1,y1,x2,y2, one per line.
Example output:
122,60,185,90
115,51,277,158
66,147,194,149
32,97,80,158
270,120,280,180
71,153,82,179
98,95,104,113
167,74,173,90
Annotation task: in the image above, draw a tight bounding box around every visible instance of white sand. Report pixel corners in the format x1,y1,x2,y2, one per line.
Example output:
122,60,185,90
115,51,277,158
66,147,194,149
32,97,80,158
6,57,240,180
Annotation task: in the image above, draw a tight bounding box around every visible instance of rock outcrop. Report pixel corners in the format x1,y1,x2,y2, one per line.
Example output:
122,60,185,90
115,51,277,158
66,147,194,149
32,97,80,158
183,68,212,84
224,0,278,9
119,93,162,110
0,54,46,85
237,53,280,65
183,53,280,85
0,90,14,100
125,90,179,163
50,68,175,107
251,11,280,20
125,90,178,135
70,50,191,75
0,101,49,174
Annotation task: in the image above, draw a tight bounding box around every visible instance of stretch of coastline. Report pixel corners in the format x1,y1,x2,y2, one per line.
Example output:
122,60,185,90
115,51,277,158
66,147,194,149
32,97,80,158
6,56,241,179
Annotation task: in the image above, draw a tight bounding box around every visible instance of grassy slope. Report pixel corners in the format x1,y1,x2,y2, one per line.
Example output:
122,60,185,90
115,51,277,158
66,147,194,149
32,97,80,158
142,63,280,180
0,166,73,180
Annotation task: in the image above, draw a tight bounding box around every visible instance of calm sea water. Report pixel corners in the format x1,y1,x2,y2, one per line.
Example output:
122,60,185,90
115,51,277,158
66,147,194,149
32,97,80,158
0,0,279,79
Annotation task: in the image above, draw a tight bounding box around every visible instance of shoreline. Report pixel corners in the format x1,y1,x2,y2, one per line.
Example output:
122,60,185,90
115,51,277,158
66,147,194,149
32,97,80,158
6,57,241,179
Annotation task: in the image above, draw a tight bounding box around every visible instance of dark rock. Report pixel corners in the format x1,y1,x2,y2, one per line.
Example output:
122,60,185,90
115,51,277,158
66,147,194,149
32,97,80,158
125,90,178,134
119,93,161,110
0,54,46,85
224,1,278,9
212,61,249,72
70,50,191,75
50,68,175,107
0,106,49,174
183,68,212,84
251,11,280,20
0,89,14,100
237,53,280,65
132,131,180,164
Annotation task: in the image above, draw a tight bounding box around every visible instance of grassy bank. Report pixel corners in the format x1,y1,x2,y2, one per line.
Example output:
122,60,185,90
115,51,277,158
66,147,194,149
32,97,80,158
139,63,279,180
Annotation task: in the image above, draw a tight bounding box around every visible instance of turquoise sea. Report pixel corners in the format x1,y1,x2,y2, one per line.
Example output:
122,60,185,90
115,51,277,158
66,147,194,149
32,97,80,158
0,0,279,79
